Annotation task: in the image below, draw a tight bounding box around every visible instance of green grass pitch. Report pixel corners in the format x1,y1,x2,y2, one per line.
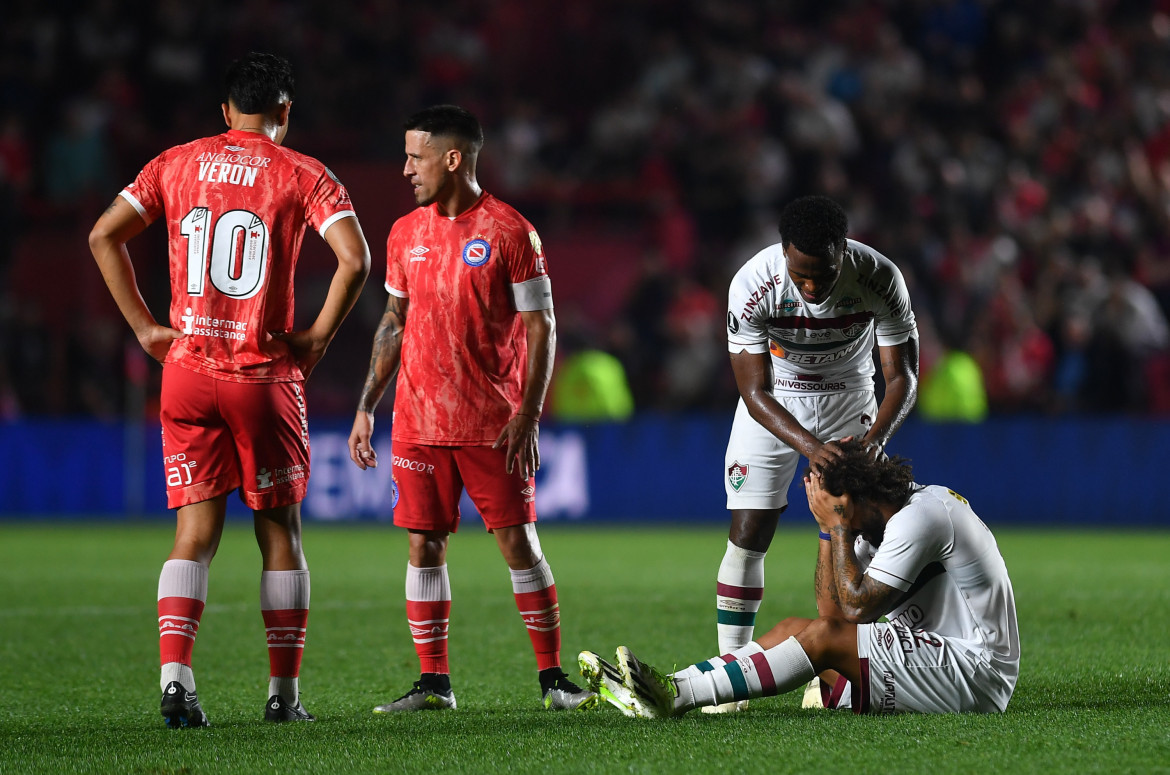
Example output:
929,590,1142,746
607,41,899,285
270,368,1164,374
1,522,1168,774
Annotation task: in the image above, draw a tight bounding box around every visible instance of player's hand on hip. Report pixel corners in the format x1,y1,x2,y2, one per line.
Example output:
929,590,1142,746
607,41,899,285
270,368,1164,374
270,329,328,380
138,325,182,363
349,411,378,470
493,414,540,479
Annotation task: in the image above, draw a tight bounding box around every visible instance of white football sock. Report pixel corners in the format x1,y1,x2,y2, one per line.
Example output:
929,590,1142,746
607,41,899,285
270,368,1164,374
715,540,766,654
269,676,299,704
158,559,208,693
160,662,196,693
675,638,814,711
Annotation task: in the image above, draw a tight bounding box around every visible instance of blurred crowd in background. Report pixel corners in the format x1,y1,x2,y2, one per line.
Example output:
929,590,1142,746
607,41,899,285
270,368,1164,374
3,0,1170,421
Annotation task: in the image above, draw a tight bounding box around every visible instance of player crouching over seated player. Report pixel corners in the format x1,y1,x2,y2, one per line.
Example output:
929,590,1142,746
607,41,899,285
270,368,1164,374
581,441,1019,717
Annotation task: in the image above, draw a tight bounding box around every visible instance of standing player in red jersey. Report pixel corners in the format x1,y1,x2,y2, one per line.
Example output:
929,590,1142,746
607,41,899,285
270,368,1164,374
88,53,370,727
347,105,596,712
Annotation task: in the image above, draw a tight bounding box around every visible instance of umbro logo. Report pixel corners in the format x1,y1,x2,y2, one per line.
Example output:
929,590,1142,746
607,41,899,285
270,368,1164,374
410,246,429,262
225,145,245,152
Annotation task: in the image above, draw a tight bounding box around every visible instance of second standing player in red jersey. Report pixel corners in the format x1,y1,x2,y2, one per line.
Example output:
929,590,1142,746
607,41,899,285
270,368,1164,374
347,105,597,712
89,53,370,727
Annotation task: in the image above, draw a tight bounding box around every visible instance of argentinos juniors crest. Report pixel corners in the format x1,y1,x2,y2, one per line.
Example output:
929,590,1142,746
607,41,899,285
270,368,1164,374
727,461,748,492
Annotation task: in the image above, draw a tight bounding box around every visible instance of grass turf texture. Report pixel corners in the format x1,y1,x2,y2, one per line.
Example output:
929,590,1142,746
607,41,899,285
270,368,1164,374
1,523,1167,774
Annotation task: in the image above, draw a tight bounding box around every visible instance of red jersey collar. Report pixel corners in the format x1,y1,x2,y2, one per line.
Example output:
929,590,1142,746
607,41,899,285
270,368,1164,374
224,129,278,146
431,191,490,220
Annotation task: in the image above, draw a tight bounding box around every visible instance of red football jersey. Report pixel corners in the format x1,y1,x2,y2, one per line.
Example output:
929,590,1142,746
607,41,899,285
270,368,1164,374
385,193,552,444
120,129,356,382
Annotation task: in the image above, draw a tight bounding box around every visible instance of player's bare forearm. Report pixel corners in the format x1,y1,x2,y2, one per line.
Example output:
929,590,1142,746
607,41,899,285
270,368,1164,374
827,526,899,622
89,197,180,361
305,217,371,347
814,539,846,616
357,295,407,413
307,264,367,343
492,308,554,478
518,308,555,418
864,338,919,448
730,349,820,456
804,473,896,621
89,198,152,332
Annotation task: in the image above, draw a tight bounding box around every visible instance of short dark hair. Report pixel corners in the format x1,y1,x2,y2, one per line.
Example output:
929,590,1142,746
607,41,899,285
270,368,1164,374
224,52,295,115
814,440,916,508
404,105,484,154
778,195,849,260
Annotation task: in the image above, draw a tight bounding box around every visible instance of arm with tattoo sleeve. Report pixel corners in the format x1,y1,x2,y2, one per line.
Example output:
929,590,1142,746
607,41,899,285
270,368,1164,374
806,476,903,622
359,295,408,413
825,521,902,622
814,537,845,617
347,294,408,470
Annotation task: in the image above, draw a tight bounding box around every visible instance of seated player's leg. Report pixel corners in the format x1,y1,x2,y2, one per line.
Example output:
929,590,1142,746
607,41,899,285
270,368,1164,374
619,617,858,719
757,616,816,648
756,616,839,709
843,621,1009,714
464,447,597,711
793,616,863,685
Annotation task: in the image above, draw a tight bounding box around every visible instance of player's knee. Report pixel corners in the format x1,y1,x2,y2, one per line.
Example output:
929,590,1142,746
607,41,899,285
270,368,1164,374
729,508,782,550
409,531,449,566
796,616,854,666
758,616,812,648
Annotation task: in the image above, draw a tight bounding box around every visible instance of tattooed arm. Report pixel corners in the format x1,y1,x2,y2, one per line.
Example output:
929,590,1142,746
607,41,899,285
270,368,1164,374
814,536,846,617
804,474,902,623
347,294,409,470
822,523,901,622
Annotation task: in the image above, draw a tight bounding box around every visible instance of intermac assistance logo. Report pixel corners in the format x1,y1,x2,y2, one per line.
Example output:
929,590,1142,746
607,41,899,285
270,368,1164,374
728,461,749,492
462,238,491,267
256,465,306,489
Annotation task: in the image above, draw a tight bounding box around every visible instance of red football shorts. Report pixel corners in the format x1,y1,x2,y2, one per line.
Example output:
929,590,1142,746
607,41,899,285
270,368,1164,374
390,441,537,533
159,364,310,510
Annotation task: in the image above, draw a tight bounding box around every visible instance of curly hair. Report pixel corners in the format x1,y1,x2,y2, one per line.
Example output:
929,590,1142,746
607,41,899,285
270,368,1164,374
816,440,916,508
777,195,849,261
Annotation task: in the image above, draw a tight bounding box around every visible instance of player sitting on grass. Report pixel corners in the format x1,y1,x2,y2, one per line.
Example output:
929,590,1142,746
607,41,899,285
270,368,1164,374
581,441,1019,717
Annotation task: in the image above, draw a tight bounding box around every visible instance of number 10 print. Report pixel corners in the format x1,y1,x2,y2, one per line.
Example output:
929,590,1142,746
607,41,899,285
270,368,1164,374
180,207,270,299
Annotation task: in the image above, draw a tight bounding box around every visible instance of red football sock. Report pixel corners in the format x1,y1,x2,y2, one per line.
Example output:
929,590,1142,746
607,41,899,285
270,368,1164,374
260,570,310,678
157,559,209,668
511,558,560,672
406,564,451,675
158,596,205,666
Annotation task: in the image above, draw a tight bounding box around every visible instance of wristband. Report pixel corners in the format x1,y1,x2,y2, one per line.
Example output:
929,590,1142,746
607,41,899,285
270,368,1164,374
517,412,540,422
819,531,832,541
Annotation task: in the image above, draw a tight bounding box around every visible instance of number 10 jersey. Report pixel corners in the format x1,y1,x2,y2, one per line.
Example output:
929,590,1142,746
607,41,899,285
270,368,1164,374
120,128,357,382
